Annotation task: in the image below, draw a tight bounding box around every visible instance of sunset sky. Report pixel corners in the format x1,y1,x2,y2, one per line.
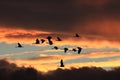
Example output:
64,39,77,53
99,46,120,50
0,0,120,72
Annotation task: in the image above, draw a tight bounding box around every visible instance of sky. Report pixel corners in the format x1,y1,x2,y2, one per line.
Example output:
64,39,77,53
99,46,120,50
0,0,120,72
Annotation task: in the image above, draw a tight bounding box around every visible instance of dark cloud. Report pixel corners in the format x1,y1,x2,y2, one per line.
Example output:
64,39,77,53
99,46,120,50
5,33,42,38
0,59,18,80
0,0,120,41
0,0,75,32
5,32,70,40
1,59,120,80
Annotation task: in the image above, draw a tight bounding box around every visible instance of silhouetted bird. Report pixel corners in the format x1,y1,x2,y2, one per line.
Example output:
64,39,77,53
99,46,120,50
35,38,40,44
75,33,80,37
64,48,68,53
17,43,23,48
77,47,82,54
60,59,64,67
47,36,52,40
48,40,53,45
53,46,58,50
41,39,45,44
57,37,62,41
72,48,77,52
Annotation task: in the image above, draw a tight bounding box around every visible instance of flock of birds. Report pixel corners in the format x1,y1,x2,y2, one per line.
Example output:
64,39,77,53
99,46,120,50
16,33,82,67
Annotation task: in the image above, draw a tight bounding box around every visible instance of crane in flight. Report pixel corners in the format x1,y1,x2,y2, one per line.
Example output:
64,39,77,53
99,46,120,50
72,48,77,52
64,48,68,53
41,39,45,44
47,36,52,41
16,43,23,48
48,40,53,45
53,46,59,50
57,37,62,41
35,38,40,44
75,33,80,37
60,59,64,67
77,47,82,54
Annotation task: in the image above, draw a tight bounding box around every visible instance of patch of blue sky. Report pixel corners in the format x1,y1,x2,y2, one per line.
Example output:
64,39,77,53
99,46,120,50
64,56,120,64
82,47,120,53
0,42,52,54
9,52,40,59
40,50,65,55
0,42,120,59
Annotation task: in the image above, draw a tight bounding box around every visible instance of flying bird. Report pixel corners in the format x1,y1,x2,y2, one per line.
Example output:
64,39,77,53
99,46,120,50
72,48,77,52
77,47,82,54
46,36,53,45
64,48,68,53
48,40,53,45
75,33,80,37
35,38,40,44
41,39,45,44
47,36,52,41
53,46,59,50
17,43,23,48
60,59,64,67
57,37,62,41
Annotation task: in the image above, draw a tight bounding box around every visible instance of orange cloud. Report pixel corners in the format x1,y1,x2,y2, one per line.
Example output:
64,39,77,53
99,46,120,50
0,27,120,53
73,17,120,42
0,27,51,44
7,52,120,72
66,59,120,69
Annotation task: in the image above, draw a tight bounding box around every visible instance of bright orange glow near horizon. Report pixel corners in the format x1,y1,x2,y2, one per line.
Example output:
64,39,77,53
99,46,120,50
7,52,120,72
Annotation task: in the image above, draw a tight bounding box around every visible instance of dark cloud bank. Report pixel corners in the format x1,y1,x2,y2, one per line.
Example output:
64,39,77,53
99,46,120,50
1,59,120,80
0,0,120,41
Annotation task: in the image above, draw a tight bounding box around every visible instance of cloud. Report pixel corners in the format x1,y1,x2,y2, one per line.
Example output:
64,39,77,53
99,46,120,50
1,59,120,80
0,0,75,32
6,52,120,72
0,0,120,42
0,28,120,49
